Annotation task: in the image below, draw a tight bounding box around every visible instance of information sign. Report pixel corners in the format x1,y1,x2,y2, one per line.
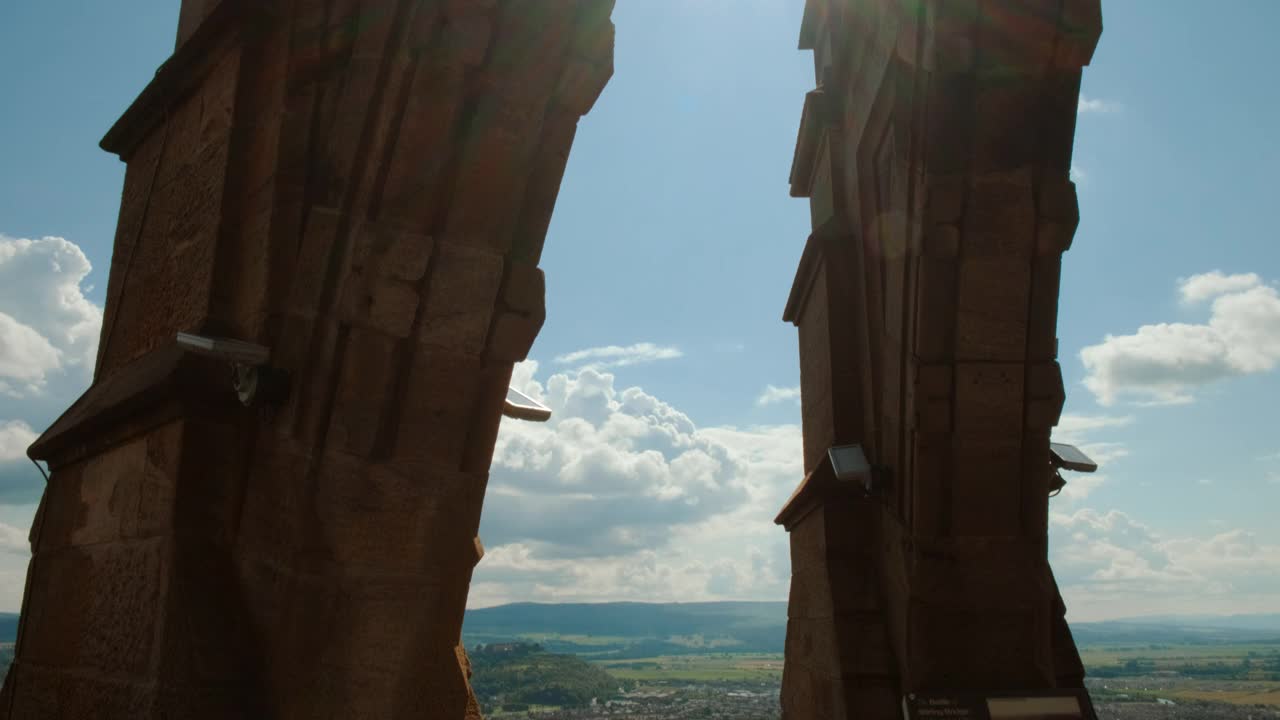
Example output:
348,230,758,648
902,690,1098,720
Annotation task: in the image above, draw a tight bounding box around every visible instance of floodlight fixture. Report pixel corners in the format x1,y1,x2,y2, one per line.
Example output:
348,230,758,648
175,332,287,406
1049,442,1097,473
829,444,871,483
827,444,889,496
176,332,270,366
1047,442,1098,498
503,386,552,422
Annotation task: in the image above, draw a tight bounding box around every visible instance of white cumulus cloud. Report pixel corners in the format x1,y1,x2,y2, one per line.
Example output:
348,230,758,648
0,521,27,556
1078,95,1121,114
1179,271,1263,304
1053,509,1184,586
0,420,43,506
0,315,61,394
490,362,749,553
0,421,37,464
755,384,800,407
0,520,29,611
0,234,102,397
1,234,101,509
1050,413,1132,503
471,359,801,606
1080,271,1280,405
1052,508,1280,619
1054,412,1133,443
0,520,29,618
554,342,683,371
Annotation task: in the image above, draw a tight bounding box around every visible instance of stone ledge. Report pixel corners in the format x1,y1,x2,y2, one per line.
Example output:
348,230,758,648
775,448,877,531
789,88,832,198
29,345,242,469
100,0,277,159
782,215,851,326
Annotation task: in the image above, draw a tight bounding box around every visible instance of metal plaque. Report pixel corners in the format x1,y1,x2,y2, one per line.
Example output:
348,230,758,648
903,690,1097,720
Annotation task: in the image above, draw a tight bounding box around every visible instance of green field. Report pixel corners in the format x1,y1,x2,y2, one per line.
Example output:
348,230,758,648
462,603,1280,711
485,704,567,718
594,653,784,682
1168,685,1280,706
9,604,1279,711
505,633,635,650
1091,678,1280,708
1080,642,1280,669
1080,639,1280,707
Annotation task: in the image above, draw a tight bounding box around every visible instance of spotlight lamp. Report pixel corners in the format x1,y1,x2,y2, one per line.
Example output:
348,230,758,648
175,332,289,406
827,444,891,496
503,386,552,422
1048,442,1098,498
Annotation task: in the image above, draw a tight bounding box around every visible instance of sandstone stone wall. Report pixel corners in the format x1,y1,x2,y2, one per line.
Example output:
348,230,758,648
2,1,613,717
778,1,1102,717
1,1,1103,717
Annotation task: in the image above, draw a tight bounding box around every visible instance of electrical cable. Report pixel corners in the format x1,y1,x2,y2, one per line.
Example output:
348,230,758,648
29,458,49,484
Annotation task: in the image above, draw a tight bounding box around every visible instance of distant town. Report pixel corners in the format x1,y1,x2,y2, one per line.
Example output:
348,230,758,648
3,604,1279,718
459,603,1280,719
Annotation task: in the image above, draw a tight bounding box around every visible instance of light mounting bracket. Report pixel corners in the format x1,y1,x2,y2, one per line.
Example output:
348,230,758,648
175,332,289,406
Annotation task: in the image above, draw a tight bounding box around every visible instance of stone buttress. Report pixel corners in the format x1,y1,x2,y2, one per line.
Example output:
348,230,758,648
776,1,1102,717
0,1,612,717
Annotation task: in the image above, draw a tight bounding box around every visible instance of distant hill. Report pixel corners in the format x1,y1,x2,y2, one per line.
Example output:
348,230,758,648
464,602,1280,657
4,603,1278,660
466,601,785,638
463,601,787,658
469,642,623,713
1,614,15,684
1106,613,1280,632
1069,620,1280,646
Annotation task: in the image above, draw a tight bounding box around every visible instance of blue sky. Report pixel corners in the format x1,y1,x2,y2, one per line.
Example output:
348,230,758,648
1,1,1278,621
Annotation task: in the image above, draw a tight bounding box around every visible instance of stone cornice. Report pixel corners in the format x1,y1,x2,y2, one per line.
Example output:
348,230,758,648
782,215,850,326
797,0,822,51
788,88,830,198
774,449,871,531
28,345,242,468
100,0,274,159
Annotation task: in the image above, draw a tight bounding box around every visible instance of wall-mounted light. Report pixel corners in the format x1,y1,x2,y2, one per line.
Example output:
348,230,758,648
502,386,551,422
828,444,890,496
1048,442,1097,497
176,332,289,406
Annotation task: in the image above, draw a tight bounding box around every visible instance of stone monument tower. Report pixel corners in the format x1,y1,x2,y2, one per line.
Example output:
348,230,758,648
776,0,1102,717
1,1,613,717
1,0,1102,718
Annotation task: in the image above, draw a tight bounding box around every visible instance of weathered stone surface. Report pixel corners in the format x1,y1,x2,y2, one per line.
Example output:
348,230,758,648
19,539,167,677
4,663,157,720
780,0,1100,714
6,1,615,717
10,0,1103,715
326,327,400,457
417,242,506,355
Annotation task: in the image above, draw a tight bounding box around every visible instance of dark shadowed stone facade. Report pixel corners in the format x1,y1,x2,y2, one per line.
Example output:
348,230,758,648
1,0,1102,718
776,0,1102,718
1,1,612,717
